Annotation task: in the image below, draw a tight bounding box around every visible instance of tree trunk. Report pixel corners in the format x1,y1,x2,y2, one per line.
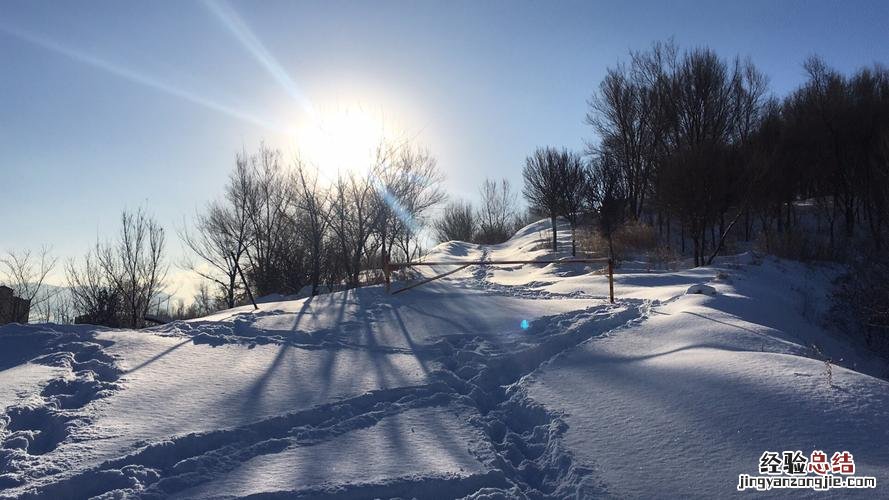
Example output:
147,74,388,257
571,225,576,257
701,224,707,259
551,215,558,252
666,216,671,247
228,274,236,308
680,223,685,254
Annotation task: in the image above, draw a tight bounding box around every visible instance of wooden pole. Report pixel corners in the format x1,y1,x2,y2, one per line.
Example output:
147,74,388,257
386,258,608,269
231,251,258,310
392,264,470,295
384,258,614,297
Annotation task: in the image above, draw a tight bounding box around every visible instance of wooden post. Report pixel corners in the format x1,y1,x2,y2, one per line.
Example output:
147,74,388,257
608,258,615,304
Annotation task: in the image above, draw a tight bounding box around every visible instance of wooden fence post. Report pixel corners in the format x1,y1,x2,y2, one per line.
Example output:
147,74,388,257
608,258,615,304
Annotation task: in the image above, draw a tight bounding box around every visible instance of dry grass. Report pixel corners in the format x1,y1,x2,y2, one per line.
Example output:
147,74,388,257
648,244,681,271
577,228,609,256
613,221,658,254
578,221,663,264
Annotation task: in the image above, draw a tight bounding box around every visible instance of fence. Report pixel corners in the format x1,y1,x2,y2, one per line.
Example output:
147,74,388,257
383,258,615,303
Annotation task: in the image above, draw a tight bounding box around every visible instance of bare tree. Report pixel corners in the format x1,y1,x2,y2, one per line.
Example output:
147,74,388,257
291,160,332,296
191,282,217,317
51,292,75,325
1,246,58,322
374,143,445,263
435,200,477,242
243,145,293,296
476,179,517,244
66,251,122,327
328,170,379,287
560,154,587,256
181,155,253,308
587,63,659,220
96,208,168,328
588,153,629,261
395,146,446,260
523,147,569,252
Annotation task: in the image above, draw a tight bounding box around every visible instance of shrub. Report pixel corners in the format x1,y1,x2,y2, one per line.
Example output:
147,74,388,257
613,221,658,255
648,245,681,271
833,254,889,356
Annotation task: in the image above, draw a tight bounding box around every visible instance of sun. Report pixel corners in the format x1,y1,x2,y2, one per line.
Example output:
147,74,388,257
293,107,385,176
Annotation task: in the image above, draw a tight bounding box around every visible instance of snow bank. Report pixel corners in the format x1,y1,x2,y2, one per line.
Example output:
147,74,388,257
686,283,717,295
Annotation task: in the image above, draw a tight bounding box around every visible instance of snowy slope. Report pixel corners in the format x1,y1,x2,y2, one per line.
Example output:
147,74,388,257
1,219,887,498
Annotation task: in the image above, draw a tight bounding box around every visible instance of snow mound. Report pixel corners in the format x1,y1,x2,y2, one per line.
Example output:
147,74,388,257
686,283,717,295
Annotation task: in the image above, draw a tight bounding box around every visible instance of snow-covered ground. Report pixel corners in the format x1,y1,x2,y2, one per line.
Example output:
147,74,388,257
1,220,887,498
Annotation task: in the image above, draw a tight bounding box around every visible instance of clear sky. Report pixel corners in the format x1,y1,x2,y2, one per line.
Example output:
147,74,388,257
1,0,887,298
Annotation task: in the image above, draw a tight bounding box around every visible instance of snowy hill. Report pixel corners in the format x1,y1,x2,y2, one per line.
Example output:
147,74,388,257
1,219,888,498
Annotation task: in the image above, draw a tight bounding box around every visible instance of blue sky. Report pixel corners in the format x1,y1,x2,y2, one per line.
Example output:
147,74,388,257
1,0,887,296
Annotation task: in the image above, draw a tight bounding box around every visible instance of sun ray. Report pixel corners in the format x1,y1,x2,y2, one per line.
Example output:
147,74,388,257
0,23,285,132
201,0,316,119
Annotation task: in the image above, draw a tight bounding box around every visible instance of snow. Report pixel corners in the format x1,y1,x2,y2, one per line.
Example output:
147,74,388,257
526,293,889,498
1,218,888,498
174,405,498,499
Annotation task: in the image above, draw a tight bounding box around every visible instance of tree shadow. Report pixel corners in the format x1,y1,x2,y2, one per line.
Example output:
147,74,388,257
123,337,192,375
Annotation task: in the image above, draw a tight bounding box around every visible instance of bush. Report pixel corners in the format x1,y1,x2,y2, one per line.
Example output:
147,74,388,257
434,201,477,242
833,254,889,356
576,227,609,257
577,221,660,263
648,245,681,271
613,221,658,254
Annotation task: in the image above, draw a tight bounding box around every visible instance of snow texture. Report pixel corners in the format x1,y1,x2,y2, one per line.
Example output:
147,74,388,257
1,219,887,498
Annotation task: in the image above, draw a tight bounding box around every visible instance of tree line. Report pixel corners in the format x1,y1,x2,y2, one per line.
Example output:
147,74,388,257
515,40,888,267
434,178,535,245
51,140,448,327
5,40,887,331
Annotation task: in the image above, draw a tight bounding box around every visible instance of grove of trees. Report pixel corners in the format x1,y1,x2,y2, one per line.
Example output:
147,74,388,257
516,40,888,269
180,141,446,309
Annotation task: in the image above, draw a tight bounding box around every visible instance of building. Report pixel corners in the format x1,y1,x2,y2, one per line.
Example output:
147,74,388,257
0,286,30,324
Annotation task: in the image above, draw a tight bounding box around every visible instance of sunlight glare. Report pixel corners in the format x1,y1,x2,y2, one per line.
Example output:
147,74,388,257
295,107,385,174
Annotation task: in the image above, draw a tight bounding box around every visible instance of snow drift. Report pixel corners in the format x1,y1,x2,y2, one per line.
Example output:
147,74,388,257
0,219,887,498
